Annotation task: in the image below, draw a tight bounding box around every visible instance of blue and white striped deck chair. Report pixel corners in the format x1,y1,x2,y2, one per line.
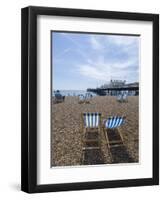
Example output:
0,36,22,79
104,116,125,148
78,94,85,104
83,113,101,129
85,93,90,104
122,93,128,102
82,113,102,151
117,94,122,102
104,116,125,129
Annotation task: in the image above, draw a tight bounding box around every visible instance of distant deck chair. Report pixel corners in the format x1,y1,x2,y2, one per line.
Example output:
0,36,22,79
122,93,128,102
103,116,125,150
78,94,85,104
85,93,92,104
117,94,122,102
82,113,102,152
54,94,65,104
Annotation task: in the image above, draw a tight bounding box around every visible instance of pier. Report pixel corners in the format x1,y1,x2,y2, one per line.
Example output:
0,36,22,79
87,86,139,96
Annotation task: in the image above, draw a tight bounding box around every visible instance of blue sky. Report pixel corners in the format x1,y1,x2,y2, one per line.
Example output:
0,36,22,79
52,32,139,90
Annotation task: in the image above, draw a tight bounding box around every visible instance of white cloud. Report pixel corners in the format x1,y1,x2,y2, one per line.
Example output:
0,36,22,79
78,65,107,80
55,47,71,60
107,35,138,46
57,33,139,84
78,59,138,82
77,34,139,83
90,35,104,50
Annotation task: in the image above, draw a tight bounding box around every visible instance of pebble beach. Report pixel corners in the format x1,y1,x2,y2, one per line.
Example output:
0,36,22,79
51,96,139,167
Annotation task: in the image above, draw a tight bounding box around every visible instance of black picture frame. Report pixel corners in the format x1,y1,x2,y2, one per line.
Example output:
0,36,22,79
21,6,159,193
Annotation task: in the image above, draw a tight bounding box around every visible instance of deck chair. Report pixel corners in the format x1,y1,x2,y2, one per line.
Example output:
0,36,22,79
78,94,85,104
117,94,122,102
103,116,125,150
81,113,102,162
85,93,92,104
122,93,128,102
54,94,65,104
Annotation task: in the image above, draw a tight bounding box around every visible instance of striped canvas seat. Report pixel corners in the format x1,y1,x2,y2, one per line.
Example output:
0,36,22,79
123,94,127,100
117,94,122,101
105,116,125,129
84,113,101,128
85,93,92,99
79,94,85,100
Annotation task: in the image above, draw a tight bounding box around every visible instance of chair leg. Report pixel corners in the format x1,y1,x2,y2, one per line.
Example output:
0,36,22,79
118,128,124,144
81,149,85,164
103,128,113,162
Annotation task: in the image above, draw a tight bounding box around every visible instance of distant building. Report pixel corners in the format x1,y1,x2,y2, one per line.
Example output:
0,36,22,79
87,80,139,96
100,80,126,89
125,82,139,88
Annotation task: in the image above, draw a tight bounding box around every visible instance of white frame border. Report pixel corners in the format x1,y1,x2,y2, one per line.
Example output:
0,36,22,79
37,15,153,185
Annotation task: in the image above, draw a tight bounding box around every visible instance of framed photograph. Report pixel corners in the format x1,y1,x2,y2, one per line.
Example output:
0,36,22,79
21,6,159,193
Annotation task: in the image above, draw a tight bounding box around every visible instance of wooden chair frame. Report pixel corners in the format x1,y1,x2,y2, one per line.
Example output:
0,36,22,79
81,113,102,163
102,116,126,162
78,95,85,104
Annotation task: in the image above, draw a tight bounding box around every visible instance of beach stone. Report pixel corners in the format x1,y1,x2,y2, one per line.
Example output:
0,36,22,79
51,96,139,166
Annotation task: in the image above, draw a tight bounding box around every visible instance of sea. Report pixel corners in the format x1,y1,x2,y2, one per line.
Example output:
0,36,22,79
53,90,96,97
